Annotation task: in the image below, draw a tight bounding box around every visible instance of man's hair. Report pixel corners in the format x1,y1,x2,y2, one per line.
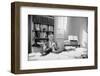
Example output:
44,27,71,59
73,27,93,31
48,32,54,35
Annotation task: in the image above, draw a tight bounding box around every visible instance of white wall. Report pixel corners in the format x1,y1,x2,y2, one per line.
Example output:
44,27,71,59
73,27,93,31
65,17,88,47
54,16,87,48
0,0,100,76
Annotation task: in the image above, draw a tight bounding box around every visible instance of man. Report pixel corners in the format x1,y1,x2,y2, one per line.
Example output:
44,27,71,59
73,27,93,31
41,32,58,56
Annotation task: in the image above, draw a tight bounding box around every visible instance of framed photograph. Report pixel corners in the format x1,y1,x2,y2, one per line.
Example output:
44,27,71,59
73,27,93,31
11,2,98,74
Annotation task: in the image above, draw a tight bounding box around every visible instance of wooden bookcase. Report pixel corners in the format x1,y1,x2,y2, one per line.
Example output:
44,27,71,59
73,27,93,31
32,15,54,47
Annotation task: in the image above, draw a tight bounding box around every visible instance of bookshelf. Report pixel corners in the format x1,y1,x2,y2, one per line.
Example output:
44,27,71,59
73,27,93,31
32,15,54,47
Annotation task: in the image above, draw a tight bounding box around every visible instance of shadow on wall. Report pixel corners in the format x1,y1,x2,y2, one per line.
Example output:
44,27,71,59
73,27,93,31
81,30,88,48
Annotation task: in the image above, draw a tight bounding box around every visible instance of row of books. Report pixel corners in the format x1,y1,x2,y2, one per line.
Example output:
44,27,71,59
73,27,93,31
32,24,54,32
32,32,48,39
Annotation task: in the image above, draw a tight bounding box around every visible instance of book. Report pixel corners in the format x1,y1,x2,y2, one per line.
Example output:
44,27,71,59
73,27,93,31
40,32,47,38
35,31,40,38
32,22,34,31
31,32,35,45
40,24,48,31
35,24,40,31
49,26,53,31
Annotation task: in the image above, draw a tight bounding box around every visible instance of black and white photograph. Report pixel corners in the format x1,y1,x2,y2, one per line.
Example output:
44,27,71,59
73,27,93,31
11,2,97,74
28,15,88,61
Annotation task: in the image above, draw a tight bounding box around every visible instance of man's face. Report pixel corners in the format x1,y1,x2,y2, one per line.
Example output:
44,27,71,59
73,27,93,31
49,34,54,41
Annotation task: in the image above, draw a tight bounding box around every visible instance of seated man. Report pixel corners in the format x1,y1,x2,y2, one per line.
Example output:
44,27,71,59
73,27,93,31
41,33,58,56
